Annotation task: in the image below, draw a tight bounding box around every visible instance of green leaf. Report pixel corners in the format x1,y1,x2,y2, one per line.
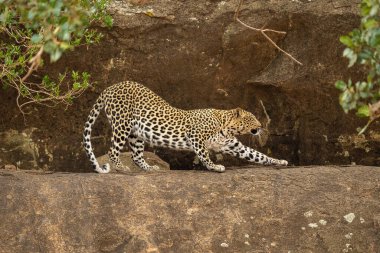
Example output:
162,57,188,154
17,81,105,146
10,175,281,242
72,82,81,90
355,81,366,91
340,35,353,47
359,91,370,99
53,1,63,16
27,10,36,20
42,75,52,88
0,7,9,23
103,15,113,27
343,48,353,58
44,41,56,54
364,19,378,29
61,30,71,41
369,4,379,16
71,71,79,80
348,53,358,67
31,34,43,44
58,73,66,83
335,80,347,91
356,104,370,117
50,49,62,62
369,28,380,47
343,48,357,67
72,38,82,46
361,2,371,16
59,42,70,50
358,49,372,62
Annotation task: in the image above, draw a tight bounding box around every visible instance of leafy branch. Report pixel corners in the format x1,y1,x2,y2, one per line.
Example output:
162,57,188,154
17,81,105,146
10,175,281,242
0,0,113,114
335,0,380,134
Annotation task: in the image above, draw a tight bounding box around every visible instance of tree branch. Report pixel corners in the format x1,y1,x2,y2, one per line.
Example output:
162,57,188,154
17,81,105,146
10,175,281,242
260,100,271,129
234,0,303,66
21,46,43,82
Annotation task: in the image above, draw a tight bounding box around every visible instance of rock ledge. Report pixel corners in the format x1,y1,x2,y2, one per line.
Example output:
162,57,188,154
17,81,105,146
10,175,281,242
1,166,379,252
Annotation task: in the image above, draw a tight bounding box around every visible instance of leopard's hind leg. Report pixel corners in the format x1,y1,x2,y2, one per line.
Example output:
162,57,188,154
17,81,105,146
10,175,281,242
128,133,159,171
106,116,131,171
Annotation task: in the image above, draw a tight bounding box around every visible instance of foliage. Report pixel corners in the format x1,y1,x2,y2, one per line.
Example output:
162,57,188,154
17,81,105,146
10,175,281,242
335,0,380,133
0,0,112,112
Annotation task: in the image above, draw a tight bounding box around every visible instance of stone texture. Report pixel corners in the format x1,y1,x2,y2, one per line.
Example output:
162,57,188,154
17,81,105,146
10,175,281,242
0,128,43,169
0,166,379,252
0,0,379,171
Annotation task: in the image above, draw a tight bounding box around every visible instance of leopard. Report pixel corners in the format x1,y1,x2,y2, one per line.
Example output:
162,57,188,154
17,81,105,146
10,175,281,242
83,81,288,173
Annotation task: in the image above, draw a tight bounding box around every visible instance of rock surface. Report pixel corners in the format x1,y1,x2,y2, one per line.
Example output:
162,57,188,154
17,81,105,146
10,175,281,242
1,166,379,252
0,128,41,169
0,0,379,171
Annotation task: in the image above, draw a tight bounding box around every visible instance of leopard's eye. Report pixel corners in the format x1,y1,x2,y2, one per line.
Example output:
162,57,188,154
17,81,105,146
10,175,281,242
251,129,258,135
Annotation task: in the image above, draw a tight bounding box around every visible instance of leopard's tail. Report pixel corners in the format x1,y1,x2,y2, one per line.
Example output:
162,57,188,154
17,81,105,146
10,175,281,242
83,93,110,173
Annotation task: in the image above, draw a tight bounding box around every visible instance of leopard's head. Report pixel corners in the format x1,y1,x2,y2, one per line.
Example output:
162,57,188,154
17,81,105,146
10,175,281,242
226,108,262,136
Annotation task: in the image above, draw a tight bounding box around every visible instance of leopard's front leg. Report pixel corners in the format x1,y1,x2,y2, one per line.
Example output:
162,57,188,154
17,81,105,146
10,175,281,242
188,135,225,172
219,138,288,166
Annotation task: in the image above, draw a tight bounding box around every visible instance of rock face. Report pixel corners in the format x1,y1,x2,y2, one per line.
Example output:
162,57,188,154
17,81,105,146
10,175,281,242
0,0,379,171
0,128,41,169
1,166,379,252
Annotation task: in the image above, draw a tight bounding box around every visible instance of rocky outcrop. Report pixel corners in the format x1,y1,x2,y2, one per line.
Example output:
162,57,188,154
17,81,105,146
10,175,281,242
0,0,379,171
0,166,379,252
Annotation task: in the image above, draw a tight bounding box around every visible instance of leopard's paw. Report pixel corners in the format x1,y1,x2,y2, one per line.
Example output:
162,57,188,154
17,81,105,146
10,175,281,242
278,160,288,166
210,164,225,173
95,163,111,173
149,165,160,171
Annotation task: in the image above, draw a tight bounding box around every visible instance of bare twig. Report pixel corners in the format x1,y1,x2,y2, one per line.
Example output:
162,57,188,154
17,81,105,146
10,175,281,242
234,0,303,65
358,101,380,135
370,100,380,121
21,46,43,82
357,119,373,135
259,100,271,129
251,100,271,147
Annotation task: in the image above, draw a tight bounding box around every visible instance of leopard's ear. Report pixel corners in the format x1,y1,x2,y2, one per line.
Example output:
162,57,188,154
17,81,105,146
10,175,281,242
234,107,244,118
